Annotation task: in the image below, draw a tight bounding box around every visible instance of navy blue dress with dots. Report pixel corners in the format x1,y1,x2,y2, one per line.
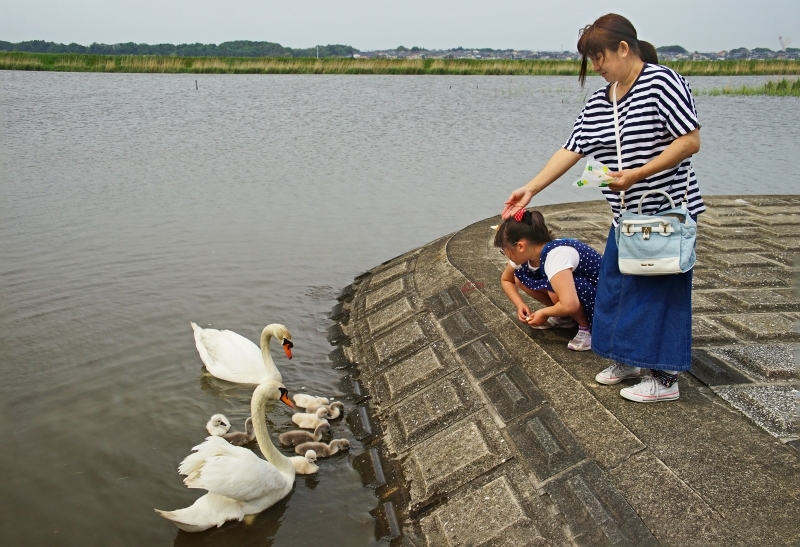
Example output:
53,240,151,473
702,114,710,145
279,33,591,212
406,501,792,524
513,239,603,328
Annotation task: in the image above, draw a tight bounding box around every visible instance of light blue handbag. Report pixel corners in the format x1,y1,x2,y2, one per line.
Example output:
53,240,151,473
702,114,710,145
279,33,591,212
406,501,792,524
609,82,697,276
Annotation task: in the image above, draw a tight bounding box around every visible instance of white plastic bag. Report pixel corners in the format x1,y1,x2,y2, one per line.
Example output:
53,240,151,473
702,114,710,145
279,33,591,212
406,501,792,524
573,158,613,188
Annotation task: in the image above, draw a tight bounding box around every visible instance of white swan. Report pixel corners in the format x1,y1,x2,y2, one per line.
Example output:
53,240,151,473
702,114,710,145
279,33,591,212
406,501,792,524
294,439,350,458
278,423,330,447
289,450,319,475
291,408,330,430
222,417,255,447
156,381,296,532
292,394,329,408
206,414,231,436
191,323,293,384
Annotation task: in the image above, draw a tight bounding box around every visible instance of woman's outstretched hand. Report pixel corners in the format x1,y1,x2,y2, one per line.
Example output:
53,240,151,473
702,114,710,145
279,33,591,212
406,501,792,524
501,187,534,219
607,169,642,192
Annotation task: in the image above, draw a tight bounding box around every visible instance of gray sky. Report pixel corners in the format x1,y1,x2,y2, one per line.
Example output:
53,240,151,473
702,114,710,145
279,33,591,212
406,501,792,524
3,0,798,52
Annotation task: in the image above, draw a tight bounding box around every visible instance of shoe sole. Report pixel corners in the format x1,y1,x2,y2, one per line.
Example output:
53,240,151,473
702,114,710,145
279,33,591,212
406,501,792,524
594,373,642,385
568,344,592,351
620,391,680,403
531,322,578,330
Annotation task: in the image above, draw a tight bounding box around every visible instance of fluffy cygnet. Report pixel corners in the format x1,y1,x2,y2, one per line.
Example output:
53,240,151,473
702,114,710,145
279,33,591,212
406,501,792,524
221,417,255,446
306,400,345,419
206,414,231,436
293,393,329,409
289,450,319,475
278,423,330,447
291,408,330,430
294,438,350,458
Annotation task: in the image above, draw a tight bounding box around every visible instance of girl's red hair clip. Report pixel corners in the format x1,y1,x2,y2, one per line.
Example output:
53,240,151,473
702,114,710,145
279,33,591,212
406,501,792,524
513,209,526,222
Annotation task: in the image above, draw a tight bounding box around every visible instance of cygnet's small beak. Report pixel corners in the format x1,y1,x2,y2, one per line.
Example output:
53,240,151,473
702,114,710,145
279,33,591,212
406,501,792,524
282,339,293,360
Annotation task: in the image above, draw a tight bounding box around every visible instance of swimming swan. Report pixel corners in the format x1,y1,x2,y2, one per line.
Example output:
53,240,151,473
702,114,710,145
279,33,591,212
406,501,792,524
292,394,329,408
155,381,295,532
294,439,350,458
191,323,293,384
206,414,231,436
289,450,319,475
291,408,330,430
278,423,330,447
222,417,255,446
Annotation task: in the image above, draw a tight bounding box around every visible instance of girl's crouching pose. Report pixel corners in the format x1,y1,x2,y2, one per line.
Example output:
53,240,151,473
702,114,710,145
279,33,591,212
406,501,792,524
495,209,602,351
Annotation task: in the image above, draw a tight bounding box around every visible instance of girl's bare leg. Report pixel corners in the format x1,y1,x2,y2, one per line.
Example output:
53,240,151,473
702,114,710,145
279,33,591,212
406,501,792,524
547,290,589,328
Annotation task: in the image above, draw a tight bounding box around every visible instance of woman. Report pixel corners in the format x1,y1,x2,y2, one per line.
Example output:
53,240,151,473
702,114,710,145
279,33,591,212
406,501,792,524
501,13,703,403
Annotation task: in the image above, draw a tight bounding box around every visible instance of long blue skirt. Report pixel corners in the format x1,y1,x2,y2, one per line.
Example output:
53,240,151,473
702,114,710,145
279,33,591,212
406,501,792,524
592,226,693,371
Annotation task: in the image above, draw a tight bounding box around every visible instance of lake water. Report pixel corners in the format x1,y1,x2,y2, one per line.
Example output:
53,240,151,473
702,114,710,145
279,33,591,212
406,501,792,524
0,71,797,546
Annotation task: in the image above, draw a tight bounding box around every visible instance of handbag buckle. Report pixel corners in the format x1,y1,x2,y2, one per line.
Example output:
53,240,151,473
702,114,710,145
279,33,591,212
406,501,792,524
642,226,651,240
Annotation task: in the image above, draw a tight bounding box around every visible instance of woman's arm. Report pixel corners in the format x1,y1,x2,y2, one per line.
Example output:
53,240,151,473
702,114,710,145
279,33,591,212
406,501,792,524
500,265,531,322
501,148,583,219
607,129,701,192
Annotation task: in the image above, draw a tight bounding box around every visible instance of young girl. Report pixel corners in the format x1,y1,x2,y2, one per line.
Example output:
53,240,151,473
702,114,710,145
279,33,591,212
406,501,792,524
495,209,602,351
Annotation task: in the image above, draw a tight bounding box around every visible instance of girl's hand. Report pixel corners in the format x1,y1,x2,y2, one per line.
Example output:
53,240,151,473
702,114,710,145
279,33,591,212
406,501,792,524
526,309,549,327
607,169,643,192
502,187,534,219
516,305,532,323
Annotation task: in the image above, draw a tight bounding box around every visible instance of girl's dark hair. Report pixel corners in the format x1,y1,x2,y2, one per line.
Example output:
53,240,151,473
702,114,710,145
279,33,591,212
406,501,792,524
577,13,658,86
494,210,555,248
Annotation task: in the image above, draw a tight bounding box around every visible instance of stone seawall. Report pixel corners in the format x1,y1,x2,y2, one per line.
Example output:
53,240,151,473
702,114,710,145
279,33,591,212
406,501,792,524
330,196,799,546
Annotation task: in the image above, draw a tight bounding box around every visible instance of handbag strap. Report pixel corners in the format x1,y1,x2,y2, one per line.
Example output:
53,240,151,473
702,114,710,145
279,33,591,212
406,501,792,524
613,81,694,213
611,82,625,210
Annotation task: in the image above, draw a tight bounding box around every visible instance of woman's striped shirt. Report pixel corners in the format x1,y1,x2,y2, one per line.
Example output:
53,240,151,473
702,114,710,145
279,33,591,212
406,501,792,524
564,63,705,223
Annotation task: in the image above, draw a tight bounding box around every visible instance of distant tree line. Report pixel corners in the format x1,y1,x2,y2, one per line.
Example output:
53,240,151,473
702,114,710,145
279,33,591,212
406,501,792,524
0,40,357,58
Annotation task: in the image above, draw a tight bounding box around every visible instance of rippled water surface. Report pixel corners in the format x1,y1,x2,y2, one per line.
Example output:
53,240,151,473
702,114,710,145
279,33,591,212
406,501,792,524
0,71,797,546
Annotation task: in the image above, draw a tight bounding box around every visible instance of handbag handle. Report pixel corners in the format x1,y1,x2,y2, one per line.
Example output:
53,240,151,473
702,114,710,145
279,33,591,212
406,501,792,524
637,189,675,214
612,81,693,213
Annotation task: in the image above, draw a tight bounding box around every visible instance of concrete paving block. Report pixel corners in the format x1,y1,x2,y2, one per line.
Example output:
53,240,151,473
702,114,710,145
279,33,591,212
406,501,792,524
373,341,460,407
368,260,411,288
718,313,799,341
761,236,800,251
697,226,762,240
508,405,586,481
457,334,514,381
705,252,779,269
367,315,439,371
691,275,712,289
698,216,758,228
757,225,800,237
712,268,787,288
751,214,800,226
744,205,800,217
692,293,725,313
703,238,764,252
713,288,800,312
482,366,546,422
364,276,409,310
759,251,798,266
403,411,512,508
707,343,796,381
704,206,758,218
427,286,469,319
419,473,544,547
713,385,796,438
364,297,416,337
545,460,658,547
690,349,752,386
692,318,735,344
438,306,489,348
383,372,484,454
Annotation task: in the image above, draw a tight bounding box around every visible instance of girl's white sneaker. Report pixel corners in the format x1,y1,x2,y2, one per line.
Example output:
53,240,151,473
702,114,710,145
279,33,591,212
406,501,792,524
595,363,642,385
620,376,679,403
567,330,592,351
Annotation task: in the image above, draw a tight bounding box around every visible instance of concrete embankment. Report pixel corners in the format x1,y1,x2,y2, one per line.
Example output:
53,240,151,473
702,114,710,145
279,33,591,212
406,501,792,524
331,195,799,546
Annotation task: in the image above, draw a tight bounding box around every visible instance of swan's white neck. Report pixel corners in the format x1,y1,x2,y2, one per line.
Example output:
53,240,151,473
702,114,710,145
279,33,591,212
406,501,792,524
259,327,278,367
251,384,294,477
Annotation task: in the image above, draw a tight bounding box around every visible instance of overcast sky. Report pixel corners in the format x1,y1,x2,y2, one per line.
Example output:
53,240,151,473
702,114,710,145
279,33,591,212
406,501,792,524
3,0,797,52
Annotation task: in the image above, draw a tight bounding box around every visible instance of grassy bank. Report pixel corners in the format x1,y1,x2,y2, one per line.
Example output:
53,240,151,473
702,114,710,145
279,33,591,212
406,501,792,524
701,77,800,96
1,51,799,76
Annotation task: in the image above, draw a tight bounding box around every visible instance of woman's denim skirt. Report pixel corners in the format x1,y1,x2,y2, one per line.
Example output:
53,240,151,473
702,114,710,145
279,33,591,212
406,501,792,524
592,226,693,371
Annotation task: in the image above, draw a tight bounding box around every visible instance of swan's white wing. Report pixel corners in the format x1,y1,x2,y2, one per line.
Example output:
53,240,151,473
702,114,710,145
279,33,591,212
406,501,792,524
219,329,282,384
196,329,266,384
156,492,245,533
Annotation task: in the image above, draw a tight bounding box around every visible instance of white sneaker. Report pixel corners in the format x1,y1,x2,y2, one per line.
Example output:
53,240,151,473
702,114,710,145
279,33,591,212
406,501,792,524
531,316,578,330
567,330,592,351
620,375,679,403
595,363,642,385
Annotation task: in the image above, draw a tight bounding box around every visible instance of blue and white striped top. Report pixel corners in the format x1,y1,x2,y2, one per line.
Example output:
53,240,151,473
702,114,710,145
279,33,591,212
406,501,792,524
564,63,705,223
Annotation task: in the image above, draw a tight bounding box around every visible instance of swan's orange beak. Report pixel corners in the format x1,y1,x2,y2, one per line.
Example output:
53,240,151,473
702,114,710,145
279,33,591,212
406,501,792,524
279,388,294,408
282,339,293,360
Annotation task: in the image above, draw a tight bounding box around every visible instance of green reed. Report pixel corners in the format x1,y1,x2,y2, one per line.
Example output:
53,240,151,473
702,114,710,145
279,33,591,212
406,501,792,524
2,52,799,76
702,78,800,96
